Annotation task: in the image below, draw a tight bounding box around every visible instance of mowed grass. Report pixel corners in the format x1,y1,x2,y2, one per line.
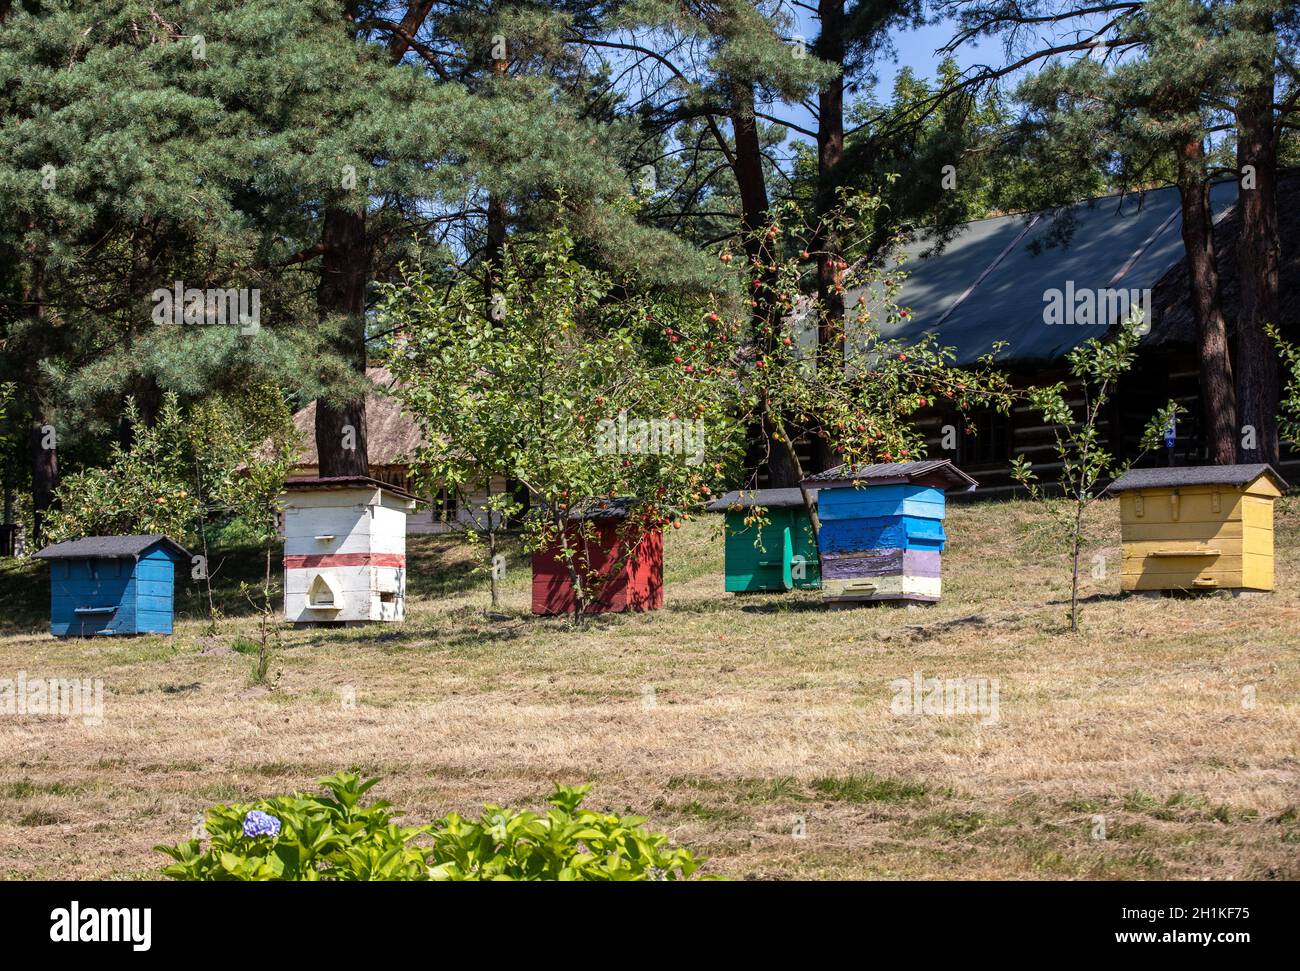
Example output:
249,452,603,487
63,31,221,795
1,496,1298,880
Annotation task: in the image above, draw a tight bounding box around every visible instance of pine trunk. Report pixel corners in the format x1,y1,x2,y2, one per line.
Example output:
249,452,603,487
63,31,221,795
1175,138,1237,465
484,48,509,293
810,0,846,475
315,207,371,477
28,397,57,547
730,82,797,487
24,266,57,545
1234,66,1281,464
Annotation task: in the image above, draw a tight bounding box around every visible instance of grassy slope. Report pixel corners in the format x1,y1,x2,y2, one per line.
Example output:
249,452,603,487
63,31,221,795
0,496,1297,880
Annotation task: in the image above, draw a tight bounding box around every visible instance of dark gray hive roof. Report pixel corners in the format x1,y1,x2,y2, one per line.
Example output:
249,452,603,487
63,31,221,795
804,459,978,493
282,476,421,502
1108,464,1288,493
34,534,190,561
557,498,639,521
706,488,814,512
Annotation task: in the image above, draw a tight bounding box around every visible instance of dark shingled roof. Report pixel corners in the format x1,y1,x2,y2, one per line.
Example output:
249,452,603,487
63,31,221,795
804,459,978,493
282,476,420,502
1108,464,1288,493
1146,171,1300,347
540,497,640,521
706,488,814,512
34,534,189,561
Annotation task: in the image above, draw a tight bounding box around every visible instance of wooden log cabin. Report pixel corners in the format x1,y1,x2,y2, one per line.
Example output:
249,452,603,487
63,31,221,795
811,173,1300,495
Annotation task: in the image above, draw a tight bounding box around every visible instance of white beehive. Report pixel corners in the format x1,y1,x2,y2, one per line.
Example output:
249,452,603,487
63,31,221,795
280,477,417,624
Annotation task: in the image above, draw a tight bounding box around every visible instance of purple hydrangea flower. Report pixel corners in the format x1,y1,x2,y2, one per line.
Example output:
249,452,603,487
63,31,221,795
242,810,281,839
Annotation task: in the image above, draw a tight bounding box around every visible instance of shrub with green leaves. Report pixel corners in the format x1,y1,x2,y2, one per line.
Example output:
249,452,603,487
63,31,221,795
157,773,428,881
43,384,296,548
157,773,706,881
424,782,704,880
1270,324,1300,450
1011,315,1181,631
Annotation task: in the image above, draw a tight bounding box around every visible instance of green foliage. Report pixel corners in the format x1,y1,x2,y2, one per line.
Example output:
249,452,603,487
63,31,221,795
1270,324,1300,449
1012,315,1181,631
2,0,706,499
382,194,1014,615
425,783,704,881
585,0,839,255
157,773,428,881
731,192,1015,472
1013,317,1179,505
0,0,381,420
157,773,706,881
823,59,1056,242
0,379,15,472
42,384,297,548
381,226,746,614
985,1,1298,224
43,395,204,544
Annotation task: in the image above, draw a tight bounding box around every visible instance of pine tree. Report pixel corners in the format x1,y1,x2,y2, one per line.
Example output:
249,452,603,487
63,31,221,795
937,0,1300,465
307,0,724,472
577,1,838,484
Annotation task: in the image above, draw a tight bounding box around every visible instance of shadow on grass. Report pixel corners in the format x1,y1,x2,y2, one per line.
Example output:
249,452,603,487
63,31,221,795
173,543,281,625
0,556,50,635
0,543,282,635
0,529,530,635
1042,591,1134,608
352,610,585,652
406,531,527,600
3,529,633,638
737,598,834,614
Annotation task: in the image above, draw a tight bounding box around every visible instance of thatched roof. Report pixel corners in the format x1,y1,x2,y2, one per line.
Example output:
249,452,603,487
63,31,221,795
288,367,427,469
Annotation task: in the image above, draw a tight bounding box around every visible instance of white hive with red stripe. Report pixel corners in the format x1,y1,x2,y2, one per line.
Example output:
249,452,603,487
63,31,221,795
280,476,417,624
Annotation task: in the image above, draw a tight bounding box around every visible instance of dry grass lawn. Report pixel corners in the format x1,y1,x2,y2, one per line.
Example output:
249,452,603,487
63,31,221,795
1,496,1298,880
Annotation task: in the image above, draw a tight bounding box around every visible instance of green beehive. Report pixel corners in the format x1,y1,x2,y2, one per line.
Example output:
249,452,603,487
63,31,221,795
707,488,821,592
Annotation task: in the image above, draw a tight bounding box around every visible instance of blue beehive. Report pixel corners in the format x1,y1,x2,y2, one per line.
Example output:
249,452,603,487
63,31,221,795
33,535,190,636
803,461,977,603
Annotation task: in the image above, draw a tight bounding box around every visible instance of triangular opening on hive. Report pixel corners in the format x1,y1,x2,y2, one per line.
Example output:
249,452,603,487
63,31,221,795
306,573,343,610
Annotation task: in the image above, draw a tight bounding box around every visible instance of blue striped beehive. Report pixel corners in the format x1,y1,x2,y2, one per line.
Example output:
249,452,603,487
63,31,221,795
803,461,977,603
33,535,190,636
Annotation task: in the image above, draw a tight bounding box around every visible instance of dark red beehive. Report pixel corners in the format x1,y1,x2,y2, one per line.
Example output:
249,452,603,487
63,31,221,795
531,502,664,616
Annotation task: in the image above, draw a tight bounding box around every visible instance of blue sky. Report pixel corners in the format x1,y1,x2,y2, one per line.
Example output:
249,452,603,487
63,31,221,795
780,11,996,144
865,18,988,98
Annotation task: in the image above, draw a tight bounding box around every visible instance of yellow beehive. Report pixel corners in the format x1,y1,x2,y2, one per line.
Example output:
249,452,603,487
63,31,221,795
1108,464,1287,593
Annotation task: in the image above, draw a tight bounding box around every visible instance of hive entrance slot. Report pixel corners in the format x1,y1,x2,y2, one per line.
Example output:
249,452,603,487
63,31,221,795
307,574,343,610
